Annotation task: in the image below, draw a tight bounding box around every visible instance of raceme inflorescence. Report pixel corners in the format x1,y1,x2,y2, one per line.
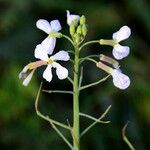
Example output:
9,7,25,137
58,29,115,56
19,10,131,150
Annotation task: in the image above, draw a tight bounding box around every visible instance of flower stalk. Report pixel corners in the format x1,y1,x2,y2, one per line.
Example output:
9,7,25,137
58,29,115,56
73,44,80,150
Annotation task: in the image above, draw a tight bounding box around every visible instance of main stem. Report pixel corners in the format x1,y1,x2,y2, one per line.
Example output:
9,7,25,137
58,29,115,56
73,44,80,150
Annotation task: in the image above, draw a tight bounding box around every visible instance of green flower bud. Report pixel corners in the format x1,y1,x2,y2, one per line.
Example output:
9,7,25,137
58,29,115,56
82,24,88,36
70,23,75,36
76,25,82,35
74,33,81,44
80,15,86,25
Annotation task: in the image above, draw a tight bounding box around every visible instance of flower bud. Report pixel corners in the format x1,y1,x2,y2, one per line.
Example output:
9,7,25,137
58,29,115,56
70,23,76,36
82,24,88,37
76,25,82,35
74,33,81,44
80,15,86,25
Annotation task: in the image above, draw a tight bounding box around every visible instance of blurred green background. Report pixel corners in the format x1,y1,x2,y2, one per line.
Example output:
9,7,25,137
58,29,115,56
0,0,150,149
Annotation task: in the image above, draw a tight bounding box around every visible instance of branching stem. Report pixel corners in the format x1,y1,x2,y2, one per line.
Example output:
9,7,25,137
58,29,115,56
79,113,110,124
80,105,111,137
79,75,110,91
49,121,73,150
62,34,74,45
79,40,100,51
35,84,70,130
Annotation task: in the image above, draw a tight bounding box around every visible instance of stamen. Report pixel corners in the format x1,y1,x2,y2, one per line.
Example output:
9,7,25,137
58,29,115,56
48,59,54,64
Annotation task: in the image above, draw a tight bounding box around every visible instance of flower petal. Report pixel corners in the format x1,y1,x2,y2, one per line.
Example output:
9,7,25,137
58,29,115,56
22,70,35,86
66,10,80,26
50,20,62,32
43,65,53,82
111,69,130,89
113,44,130,60
36,19,52,34
112,26,131,42
50,50,70,61
41,37,56,55
52,62,68,80
34,44,49,61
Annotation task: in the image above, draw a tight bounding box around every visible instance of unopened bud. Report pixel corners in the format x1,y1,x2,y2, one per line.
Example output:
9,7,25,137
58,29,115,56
76,25,82,35
70,23,76,35
74,33,81,44
82,24,88,36
80,15,86,25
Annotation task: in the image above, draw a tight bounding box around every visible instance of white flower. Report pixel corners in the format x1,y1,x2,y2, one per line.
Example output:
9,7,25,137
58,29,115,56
112,26,131,60
34,44,70,82
36,19,62,55
66,10,80,26
96,61,130,90
111,69,130,89
22,70,35,86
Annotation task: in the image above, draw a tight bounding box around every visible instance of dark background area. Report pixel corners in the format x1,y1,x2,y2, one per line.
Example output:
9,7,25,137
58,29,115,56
0,0,150,149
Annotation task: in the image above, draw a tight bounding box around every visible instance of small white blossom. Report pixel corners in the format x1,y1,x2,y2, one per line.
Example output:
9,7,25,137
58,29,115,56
36,19,62,55
112,26,131,60
34,44,70,82
96,61,130,90
22,70,35,86
66,10,80,26
111,69,130,89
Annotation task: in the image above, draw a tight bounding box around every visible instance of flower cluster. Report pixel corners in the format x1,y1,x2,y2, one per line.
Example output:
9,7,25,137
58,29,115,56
97,26,131,89
19,10,79,86
19,10,131,90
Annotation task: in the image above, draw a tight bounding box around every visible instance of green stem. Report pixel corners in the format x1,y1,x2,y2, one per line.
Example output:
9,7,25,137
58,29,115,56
36,111,70,130
43,90,73,94
35,85,70,130
122,122,135,150
83,57,98,64
73,44,80,150
67,77,74,85
79,112,110,124
79,67,83,89
79,40,99,51
79,75,110,91
80,105,111,137
79,55,99,64
62,34,74,45
50,121,73,150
